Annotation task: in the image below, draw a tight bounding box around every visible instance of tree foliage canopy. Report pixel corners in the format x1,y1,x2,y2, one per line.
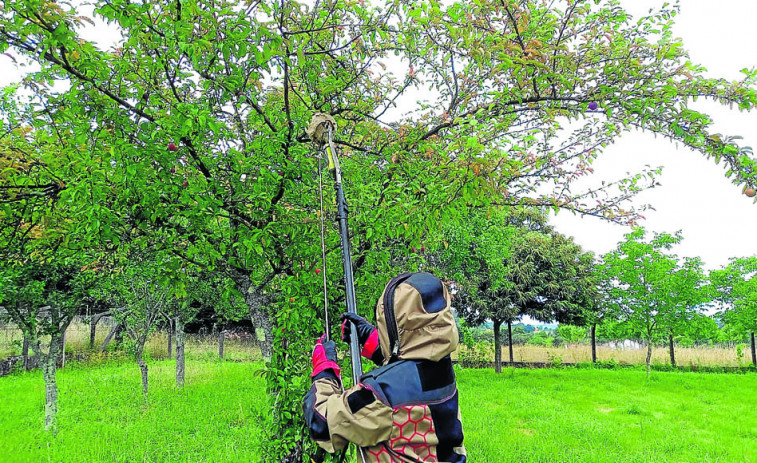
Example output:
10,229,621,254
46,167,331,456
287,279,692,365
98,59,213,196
2,0,757,459
710,256,757,336
440,207,594,325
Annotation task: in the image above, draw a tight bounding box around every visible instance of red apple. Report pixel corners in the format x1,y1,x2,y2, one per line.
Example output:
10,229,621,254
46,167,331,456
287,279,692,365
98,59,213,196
315,268,321,275
167,143,179,152
746,187,756,198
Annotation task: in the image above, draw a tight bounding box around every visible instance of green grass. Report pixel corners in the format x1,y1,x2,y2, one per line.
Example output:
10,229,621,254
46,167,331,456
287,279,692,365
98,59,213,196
460,367,757,462
0,360,267,462
1,362,755,462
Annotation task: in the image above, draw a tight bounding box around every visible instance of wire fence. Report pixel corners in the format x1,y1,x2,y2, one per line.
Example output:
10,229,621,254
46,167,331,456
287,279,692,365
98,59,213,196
1,318,753,372
0,317,262,367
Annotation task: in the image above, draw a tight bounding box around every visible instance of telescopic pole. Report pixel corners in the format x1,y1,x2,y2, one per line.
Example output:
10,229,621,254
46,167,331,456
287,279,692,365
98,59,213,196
325,126,363,387
324,126,367,463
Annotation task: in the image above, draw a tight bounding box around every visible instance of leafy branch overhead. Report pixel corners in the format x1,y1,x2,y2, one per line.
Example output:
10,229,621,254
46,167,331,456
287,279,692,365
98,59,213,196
1,1,755,240
2,1,757,460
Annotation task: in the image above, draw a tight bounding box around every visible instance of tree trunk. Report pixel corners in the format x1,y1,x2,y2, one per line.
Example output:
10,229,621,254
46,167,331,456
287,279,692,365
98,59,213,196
751,332,756,367
669,334,676,367
508,321,514,364
233,273,274,360
90,317,97,350
493,320,502,373
175,317,185,388
645,341,652,377
136,352,148,396
43,352,58,432
591,324,597,363
59,328,66,369
248,297,273,360
89,313,109,350
167,319,173,358
115,324,124,346
34,338,59,432
22,335,30,370
219,330,225,360
100,323,121,352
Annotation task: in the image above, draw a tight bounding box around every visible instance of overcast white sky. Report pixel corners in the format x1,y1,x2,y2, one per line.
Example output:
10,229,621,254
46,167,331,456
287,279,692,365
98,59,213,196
551,0,757,270
1,0,755,271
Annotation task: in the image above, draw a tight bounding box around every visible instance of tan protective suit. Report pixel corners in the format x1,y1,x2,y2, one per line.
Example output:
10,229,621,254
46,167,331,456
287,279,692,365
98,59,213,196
303,272,467,462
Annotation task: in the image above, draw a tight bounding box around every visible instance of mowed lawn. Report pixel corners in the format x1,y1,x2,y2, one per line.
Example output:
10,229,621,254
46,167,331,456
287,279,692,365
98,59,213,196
461,368,756,462
1,362,755,462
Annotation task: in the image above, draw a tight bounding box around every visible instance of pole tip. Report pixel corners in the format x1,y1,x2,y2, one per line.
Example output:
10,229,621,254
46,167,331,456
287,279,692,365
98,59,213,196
306,113,337,145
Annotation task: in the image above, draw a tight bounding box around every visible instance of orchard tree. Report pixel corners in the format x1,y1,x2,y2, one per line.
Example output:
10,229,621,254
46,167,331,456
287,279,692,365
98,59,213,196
659,256,708,367
598,228,707,375
439,207,593,372
710,256,757,366
3,0,757,459
0,90,102,432
105,260,179,396
0,259,96,432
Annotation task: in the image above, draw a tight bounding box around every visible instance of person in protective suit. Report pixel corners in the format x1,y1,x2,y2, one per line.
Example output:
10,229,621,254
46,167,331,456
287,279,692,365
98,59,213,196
303,272,467,462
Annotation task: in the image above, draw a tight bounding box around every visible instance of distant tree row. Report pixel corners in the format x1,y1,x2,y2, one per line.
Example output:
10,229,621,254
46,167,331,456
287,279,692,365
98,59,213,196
434,208,757,375
461,321,747,351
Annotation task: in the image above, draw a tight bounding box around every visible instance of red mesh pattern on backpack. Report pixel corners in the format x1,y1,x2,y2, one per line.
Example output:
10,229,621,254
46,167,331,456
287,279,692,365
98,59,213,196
365,405,437,462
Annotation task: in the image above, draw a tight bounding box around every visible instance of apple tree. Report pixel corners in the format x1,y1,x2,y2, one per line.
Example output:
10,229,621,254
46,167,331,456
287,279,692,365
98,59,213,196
0,86,105,432
103,259,179,396
598,228,710,374
658,256,709,367
3,0,757,458
709,256,757,366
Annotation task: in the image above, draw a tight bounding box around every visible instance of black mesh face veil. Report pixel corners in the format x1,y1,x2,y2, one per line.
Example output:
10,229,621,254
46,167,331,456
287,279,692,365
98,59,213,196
381,273,413,361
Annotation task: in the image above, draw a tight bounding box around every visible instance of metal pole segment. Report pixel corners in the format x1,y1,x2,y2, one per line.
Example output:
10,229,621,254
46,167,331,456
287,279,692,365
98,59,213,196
317,155,330,342
327,128,363,387
327,126,367,463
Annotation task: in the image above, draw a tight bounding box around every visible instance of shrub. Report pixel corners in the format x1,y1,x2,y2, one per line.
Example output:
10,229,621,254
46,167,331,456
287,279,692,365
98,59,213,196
547,352,563,367
459,341,493,368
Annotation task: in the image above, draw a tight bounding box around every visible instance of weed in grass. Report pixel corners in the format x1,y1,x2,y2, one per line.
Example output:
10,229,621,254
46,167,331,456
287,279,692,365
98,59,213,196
625,403,644,415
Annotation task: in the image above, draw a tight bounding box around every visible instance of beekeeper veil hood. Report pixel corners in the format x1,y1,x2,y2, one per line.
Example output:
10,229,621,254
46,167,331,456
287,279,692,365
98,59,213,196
375,272,459,364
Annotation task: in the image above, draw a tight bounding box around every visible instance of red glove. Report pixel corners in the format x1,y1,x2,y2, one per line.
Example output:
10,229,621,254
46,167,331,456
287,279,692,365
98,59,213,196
311,335,341,379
